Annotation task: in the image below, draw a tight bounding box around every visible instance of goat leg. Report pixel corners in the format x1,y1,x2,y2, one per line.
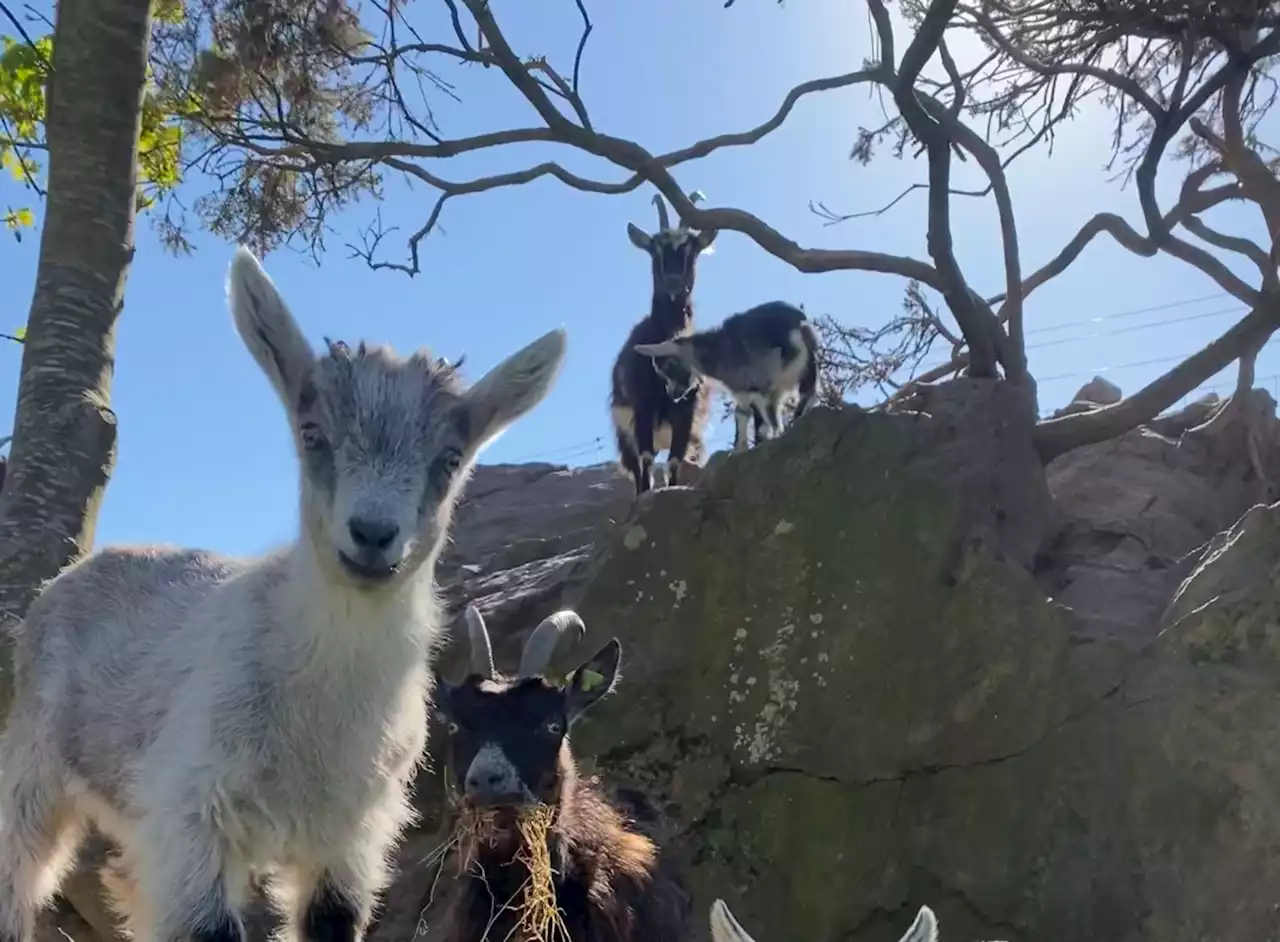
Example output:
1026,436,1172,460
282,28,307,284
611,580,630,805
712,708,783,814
763,397,784,440
615,428,646,496
751,404,769,448
667,407,695,486
633,407,657,494
732,399,751,453
133,813,247,942
298,869,374,942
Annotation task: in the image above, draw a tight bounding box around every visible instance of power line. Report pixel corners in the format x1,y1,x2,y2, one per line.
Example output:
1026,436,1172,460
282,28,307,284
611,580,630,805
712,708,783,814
1024,291,1229,336
1036,335,1280,384
1024,304,1245,353
918,299,1250,373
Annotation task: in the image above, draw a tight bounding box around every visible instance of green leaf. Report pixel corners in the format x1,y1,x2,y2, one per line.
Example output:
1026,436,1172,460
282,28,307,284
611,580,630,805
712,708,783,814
2,207,33,230
1,30,185,207
152,0,186,24
12,326,25,341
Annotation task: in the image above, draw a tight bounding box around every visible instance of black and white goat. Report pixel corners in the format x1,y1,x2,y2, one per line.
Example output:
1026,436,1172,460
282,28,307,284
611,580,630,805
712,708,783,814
434,605,690,942
634,300,819,453
609,193,716,494
711,900,937,942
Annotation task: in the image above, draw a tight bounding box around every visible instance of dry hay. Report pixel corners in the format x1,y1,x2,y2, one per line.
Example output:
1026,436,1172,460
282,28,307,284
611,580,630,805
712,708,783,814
451,802,569,942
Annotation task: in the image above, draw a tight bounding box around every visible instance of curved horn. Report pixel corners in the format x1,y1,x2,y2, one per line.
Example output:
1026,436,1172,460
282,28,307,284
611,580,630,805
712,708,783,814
651,193,671,232
518,610,586,678
464,605,496,678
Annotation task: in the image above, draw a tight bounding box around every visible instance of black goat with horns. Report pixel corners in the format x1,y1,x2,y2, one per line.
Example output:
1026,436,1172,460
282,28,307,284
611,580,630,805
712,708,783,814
608,192,715,495
434,604,691,942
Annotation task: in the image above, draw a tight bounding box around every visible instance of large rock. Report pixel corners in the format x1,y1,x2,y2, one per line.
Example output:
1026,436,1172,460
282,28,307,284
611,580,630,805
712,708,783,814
44,380,1280,942
367,379,1280,942
1041,389,1278,648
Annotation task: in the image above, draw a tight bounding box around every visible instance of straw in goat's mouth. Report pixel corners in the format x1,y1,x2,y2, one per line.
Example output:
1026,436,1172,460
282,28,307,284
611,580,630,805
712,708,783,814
458,803,569,942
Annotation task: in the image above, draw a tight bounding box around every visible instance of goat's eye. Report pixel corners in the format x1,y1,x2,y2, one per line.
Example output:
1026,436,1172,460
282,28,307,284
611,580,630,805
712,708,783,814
435,712,459,734
545,720,563,735
299,422,327,451
432,448,463,485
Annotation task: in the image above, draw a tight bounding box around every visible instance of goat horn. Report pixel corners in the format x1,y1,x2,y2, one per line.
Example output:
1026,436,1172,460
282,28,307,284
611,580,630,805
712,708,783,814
518,610,586,678
651,193,671,232
710,901,756,942
464,605,496,679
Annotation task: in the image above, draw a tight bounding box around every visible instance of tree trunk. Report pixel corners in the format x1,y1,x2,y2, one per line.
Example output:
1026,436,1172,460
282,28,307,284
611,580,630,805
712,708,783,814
1032,296,1280,462
0,0,152,628
0,0,152,934
0,0,152,936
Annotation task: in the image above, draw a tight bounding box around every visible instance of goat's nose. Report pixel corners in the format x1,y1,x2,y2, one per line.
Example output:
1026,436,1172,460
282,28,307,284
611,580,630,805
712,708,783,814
466,766,505,793
348,516,399,551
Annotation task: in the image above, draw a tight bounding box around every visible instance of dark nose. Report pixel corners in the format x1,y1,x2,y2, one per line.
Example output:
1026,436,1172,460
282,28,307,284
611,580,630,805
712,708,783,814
348,516,399,551
467,765,505,792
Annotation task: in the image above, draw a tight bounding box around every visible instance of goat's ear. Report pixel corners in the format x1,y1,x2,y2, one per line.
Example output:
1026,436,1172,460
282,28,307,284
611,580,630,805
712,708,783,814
695,228,718,255
710,901,756,942
626,223,652,252
633,340,681,359
460,328,567,458
227,246,315,411
564,638,621,723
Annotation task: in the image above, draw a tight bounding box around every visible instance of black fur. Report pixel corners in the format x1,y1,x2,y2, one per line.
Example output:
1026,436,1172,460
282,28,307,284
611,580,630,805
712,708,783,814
301,876,361,942
610,229,714,495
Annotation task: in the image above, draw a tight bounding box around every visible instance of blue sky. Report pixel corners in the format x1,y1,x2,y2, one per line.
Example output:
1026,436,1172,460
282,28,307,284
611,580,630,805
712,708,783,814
2,0,1276,557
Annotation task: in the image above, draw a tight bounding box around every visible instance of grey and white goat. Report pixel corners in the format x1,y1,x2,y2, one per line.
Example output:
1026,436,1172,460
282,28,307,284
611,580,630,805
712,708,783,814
710,900,937,942
0,247,566,942
634,300,819,453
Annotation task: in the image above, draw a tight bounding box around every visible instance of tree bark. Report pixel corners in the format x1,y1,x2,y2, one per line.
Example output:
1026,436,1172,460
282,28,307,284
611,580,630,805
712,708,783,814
0,0,152,628
1032,295,1280,462
0,0,152,935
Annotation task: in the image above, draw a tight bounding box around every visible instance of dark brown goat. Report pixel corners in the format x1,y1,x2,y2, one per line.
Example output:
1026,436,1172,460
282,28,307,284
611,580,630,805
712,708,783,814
435,606,691,942
609,193,715,495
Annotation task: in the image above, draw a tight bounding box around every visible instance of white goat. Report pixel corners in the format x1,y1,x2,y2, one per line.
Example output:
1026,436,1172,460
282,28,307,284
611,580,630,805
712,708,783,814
710,900,937,942
0,247,567,942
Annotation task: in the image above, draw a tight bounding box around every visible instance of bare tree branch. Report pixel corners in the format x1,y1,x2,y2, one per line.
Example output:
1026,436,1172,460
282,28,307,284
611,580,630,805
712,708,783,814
1034,293,1280,461
867,0,1010,377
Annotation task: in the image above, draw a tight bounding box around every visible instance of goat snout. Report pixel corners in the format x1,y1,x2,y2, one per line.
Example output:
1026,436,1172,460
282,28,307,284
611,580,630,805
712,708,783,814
348,516,399,551
464,745,527,807
661,277,687,299
338,513,407,583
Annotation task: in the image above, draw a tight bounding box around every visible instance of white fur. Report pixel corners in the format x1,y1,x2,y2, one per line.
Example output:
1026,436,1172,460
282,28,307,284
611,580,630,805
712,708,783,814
0,247,566,942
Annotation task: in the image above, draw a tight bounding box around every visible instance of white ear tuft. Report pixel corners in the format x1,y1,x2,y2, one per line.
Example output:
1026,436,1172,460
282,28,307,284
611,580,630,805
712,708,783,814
462,328,567,458
226,246,314,409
